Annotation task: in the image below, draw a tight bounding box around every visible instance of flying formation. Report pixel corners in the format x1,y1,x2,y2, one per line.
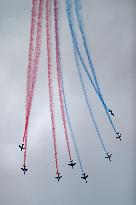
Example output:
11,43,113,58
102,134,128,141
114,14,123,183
19,0,122,184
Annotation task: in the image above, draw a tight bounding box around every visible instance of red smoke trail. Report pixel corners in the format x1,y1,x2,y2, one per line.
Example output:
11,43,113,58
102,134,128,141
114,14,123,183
23,0,38,143
46,0,59,174
53,0,72,161
26,0,37,114
23,0,44,164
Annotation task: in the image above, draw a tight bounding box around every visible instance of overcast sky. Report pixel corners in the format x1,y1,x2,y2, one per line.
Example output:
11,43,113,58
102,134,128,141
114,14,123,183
0,0,135,205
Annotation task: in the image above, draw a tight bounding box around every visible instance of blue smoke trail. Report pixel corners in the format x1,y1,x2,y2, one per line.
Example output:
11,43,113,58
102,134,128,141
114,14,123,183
74,0,106,105
60,64,84,173
57,1,84,173
74,0,116,123
65,0,117,135
65,0,108,154
74,40,108,154
66,1,98,95
74,0,118,133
